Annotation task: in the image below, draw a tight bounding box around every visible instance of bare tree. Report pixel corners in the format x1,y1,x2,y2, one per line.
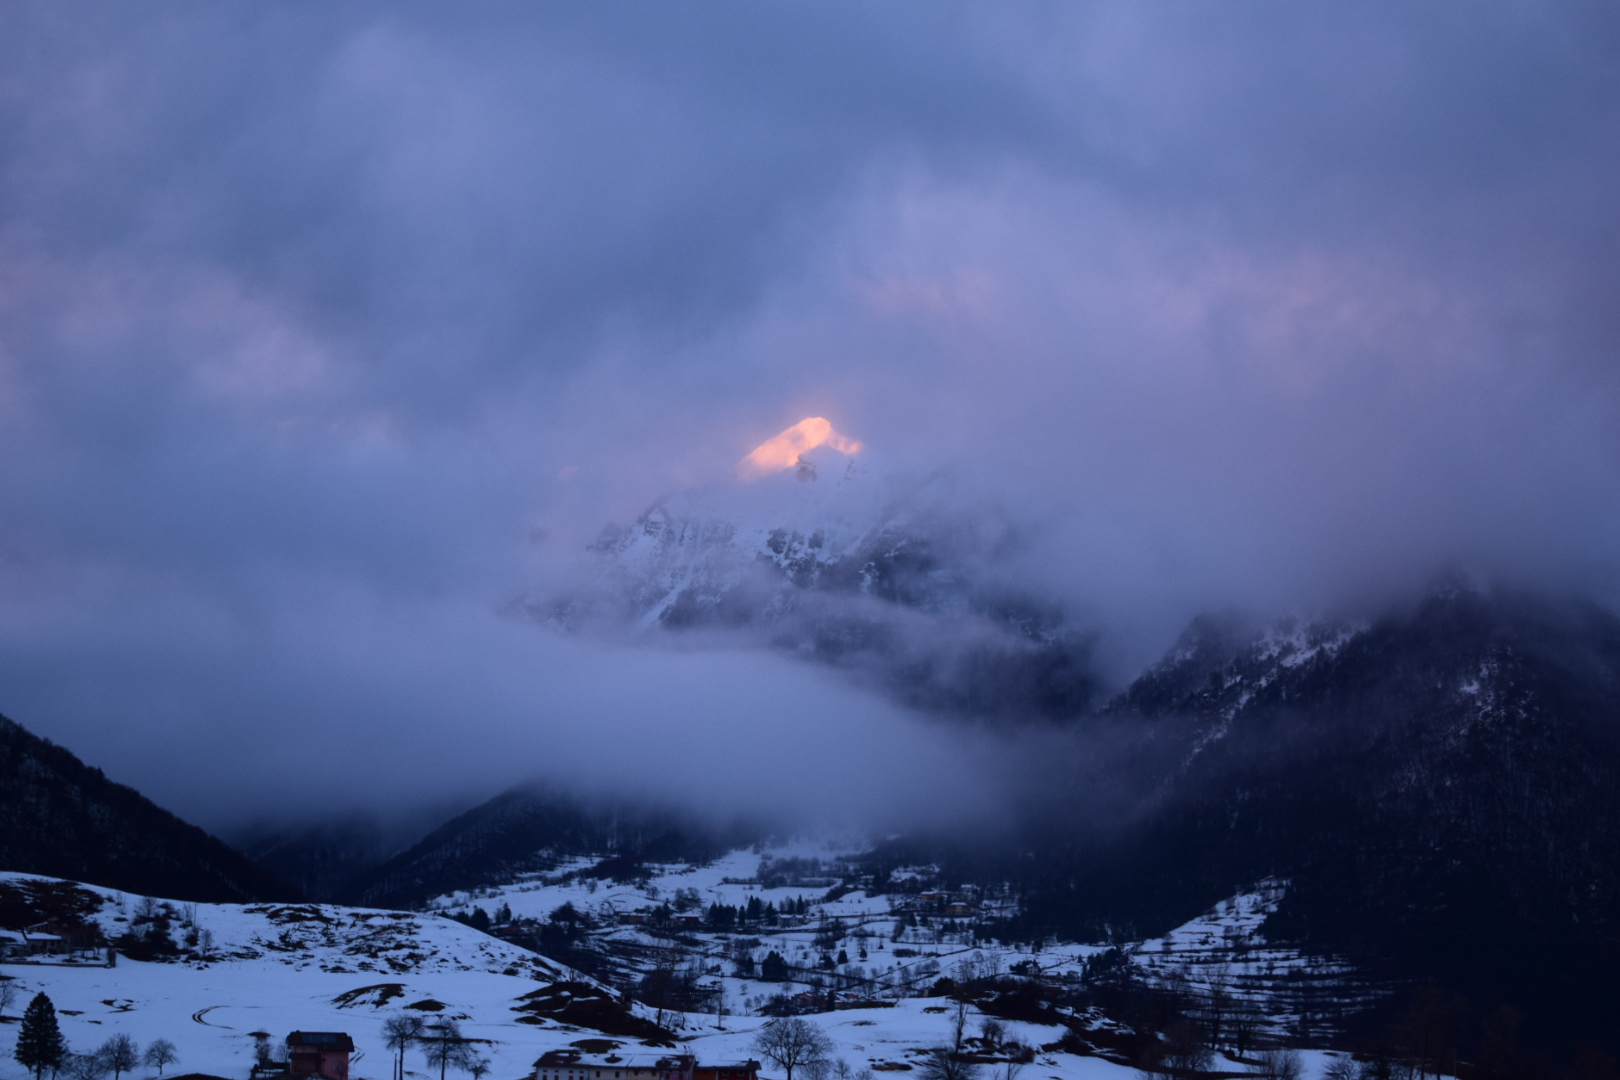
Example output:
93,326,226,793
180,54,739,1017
65,1052,110,1080
143,1040,179,1076
99,1035,140,1080
918,1049,978,1080
753,1018,835,1080
951,1001,971,1053
1164,1021,1213,1075
1230,1001,1262,1061
421,1019,475,1080
1402,988,1468,1080
1204,979,1233,1050
1323,1056,1359,1080
1135,1045,1165,1080
384,1014,425,1080
0,980,16,1021
978,1019,1006,1053
1254,1049,1303,1080
468,1059,493,1080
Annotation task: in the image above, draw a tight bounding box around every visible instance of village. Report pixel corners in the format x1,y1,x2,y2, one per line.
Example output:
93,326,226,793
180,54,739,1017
441,850,1027,1020
0,860,1356,1080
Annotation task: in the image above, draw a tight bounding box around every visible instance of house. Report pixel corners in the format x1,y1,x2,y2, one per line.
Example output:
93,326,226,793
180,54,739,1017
532,1052,694,1080
0,929,63,958
286,1032,354,1080
944,903,974,918
25,932,62,955
693,1063,759,1080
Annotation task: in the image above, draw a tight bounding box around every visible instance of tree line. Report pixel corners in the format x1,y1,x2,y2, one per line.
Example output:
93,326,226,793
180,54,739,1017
11,993,178,1080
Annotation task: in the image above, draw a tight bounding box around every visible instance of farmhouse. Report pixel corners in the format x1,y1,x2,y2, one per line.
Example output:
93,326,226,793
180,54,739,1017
286,1032,354,1080
693,1064,761,1080
532,1052,757,1080
0,928,62,958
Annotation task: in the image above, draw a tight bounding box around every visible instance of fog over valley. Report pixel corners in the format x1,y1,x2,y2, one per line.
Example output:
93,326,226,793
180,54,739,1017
2,5,1620,1073
2,3,1619,828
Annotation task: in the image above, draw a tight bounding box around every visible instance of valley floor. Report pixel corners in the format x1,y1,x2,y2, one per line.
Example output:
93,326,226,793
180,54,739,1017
0,855,1356,1080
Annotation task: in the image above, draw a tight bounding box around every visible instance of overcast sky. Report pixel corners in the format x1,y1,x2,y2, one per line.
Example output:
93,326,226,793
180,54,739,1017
3,2,1620,832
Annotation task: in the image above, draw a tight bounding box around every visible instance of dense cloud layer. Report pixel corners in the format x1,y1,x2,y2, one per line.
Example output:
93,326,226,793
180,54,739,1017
2,2,1620,829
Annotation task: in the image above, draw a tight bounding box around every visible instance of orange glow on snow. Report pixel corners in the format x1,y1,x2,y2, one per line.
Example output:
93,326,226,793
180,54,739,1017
738,417,862,479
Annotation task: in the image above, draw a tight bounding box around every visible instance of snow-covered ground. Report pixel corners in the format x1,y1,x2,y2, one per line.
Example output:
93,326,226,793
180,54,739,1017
0,859,1359,1080
423,842,1379,1041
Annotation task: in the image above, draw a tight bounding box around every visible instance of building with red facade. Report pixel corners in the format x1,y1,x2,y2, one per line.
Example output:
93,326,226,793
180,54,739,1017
286,1032,354,1080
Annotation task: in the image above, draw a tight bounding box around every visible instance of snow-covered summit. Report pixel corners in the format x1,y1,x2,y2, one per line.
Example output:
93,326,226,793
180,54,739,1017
527,445,1099,722
589,445,901,628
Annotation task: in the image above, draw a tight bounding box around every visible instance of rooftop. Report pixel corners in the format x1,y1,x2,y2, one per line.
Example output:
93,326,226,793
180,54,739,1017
286,1033,355,1053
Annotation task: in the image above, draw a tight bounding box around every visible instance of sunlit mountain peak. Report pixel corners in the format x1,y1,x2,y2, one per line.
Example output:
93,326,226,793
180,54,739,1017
736,416,862,480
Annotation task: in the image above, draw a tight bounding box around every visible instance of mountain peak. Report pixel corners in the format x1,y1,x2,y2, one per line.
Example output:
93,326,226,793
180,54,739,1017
736,416,862,481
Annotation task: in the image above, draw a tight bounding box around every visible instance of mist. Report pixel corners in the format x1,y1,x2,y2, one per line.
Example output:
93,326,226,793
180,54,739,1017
3,2,1620,831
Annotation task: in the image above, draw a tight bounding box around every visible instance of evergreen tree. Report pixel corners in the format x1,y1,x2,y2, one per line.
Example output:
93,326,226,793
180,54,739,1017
15,993,67,1080
760,950,790,981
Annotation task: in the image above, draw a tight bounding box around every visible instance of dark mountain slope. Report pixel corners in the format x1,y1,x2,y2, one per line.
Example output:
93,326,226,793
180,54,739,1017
0,713,298,903
1006,586,1620,1047
229,803,468,902
232,815,406,904
344,783,761,908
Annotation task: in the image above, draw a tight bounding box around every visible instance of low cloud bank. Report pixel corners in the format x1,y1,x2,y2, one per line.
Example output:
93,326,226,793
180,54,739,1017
0,573,1004,834
2,3,1620,828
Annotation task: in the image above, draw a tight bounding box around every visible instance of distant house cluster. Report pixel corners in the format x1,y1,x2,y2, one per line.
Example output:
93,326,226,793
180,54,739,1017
615,895,816,931
532,1051,758,1080
910,891,977,919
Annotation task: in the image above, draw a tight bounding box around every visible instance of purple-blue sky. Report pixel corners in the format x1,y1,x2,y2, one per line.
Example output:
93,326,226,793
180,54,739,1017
2,2,1620,830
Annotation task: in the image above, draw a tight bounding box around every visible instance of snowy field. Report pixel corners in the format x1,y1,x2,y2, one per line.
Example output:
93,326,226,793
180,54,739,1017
0,859,1353,1080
